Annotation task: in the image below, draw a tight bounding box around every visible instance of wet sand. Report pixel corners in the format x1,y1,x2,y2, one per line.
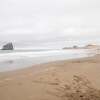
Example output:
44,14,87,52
0,54,100,100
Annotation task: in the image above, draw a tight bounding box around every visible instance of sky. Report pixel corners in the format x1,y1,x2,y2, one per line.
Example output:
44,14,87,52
0,0,100,49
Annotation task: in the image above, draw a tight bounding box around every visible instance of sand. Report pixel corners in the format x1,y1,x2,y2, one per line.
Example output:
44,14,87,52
0,55,100,100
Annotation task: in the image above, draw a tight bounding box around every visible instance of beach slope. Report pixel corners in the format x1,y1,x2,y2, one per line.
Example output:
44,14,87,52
0,55,100,100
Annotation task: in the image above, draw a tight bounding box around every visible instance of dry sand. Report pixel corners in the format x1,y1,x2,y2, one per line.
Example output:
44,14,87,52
0,55,100,100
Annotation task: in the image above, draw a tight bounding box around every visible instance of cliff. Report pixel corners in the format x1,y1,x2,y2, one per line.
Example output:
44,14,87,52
84,44,100,49
63,44,100,50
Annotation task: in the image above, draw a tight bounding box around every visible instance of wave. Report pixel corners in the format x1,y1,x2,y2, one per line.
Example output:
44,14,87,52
0,49,91,62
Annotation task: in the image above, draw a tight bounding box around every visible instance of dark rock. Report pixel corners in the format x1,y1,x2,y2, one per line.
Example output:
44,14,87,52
2,43,14,50
73,46,78,49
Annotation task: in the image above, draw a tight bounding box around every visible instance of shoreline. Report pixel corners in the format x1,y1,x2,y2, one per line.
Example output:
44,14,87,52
0,53,95,74
0,53,96,73
0,54,100,100
0,49,96,72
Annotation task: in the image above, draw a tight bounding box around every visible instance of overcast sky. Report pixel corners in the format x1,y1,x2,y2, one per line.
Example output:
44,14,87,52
0,0,100,49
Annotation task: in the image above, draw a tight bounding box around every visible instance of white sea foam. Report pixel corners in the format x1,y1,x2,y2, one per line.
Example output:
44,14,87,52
0,49,91,62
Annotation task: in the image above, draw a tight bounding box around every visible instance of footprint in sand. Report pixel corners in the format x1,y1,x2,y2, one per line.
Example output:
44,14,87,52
71,60,100,64
18,83,23,85
47,75,100,100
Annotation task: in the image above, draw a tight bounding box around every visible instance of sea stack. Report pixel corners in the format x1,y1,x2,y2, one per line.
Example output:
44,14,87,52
2,43,14,50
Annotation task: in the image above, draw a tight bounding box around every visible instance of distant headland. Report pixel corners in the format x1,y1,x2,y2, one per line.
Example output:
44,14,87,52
63,44,100,49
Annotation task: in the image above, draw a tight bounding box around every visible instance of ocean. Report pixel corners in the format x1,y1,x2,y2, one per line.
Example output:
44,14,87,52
0,49,98,72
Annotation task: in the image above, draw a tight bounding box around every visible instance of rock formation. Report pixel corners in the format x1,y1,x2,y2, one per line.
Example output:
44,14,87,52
2,43,14,50
63,46,81,49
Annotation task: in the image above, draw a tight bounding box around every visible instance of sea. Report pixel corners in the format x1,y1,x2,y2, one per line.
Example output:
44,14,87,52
0,49,98,72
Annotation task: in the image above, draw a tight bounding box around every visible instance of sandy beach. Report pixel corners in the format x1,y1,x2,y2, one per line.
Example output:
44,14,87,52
0,55,100,100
